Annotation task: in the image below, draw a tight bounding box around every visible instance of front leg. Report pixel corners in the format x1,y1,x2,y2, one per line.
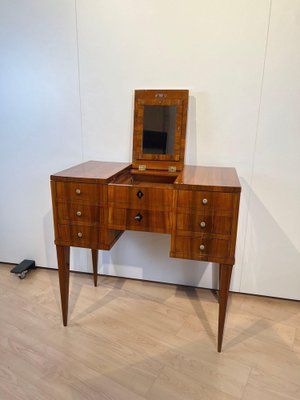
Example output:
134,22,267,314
91,249,98,287
218,263,233,352
56,245,70,326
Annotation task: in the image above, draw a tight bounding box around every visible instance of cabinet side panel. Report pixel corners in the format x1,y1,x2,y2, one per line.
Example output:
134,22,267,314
101,184,124,249
50,180,59,242
228,193,241,263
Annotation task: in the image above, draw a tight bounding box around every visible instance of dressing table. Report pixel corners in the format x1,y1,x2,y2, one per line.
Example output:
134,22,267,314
51,90,241,352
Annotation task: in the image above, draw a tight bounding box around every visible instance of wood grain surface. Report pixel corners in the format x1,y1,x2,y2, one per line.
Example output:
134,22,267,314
175,165,241,192
51,161,131,183
51,161,241,351
132,89,188,171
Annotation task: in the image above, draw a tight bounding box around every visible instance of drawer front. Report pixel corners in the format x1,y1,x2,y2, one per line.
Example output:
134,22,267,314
177,190,234,212
57,224,101,248
108,186,173,210
173,236,229,260
176,213,232,235
57,202,103,225
108,207,171,233
56,182,101,204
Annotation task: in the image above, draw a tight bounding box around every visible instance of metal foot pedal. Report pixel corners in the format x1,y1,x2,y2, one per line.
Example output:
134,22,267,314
10,260,36,279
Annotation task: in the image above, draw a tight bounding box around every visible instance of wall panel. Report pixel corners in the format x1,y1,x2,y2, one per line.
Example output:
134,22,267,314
0,0,84,269
241,0,300,298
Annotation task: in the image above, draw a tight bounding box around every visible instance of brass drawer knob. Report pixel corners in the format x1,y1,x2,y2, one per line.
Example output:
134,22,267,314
77,232,83,238
76,211,82,217
75,188,81,195
199,244,205,251
202,198,208,205
200,221,206,228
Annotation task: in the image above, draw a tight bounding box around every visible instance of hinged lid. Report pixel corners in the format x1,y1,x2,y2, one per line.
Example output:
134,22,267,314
132,89,189,171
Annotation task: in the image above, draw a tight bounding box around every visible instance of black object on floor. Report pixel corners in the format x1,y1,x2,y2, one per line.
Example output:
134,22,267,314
10,260,36,279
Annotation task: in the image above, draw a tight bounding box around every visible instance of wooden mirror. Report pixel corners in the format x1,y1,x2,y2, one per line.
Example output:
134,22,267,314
132,89,189,171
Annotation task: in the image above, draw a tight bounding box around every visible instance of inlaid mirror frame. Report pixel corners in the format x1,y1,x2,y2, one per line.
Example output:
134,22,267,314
132,89,189,171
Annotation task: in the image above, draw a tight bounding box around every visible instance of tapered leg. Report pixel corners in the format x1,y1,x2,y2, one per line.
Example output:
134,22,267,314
91,249,98,287
218,263,233,352
56,245,70,326
218,266,222,303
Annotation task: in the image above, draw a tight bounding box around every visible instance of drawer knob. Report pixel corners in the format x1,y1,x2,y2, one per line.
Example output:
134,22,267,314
135,212,143,222
202,198,208,205
200,221,206,228
76,211,82,217
77,232,83,238
199,244,205,251
137,190,144,199
75,188,81,195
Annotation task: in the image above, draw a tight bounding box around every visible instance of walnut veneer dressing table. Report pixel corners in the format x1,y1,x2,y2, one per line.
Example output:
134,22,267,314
51,90,241,352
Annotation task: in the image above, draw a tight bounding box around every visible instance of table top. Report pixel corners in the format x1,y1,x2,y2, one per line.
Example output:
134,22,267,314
51,160,241,192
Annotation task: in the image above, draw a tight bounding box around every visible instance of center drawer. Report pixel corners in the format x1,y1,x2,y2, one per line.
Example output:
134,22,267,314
108,186,173,211
108,207,171,233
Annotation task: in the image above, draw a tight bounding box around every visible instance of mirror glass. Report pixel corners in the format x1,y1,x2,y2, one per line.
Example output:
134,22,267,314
142,105,177,155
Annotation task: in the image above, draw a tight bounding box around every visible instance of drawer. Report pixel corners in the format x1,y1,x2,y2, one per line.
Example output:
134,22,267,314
108,207,171,233
57,224,101,248
173,235,229,261
176,213,232,235
177,190,234,213
108,186,173,210
57,202,103,225
55,182,102,205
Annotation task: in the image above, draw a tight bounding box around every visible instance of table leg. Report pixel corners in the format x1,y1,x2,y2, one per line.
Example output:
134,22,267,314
218,263,233,352
91,249,98,287
56,245,70,326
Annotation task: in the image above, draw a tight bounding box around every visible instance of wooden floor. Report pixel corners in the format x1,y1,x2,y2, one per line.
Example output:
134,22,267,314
0,264,300,400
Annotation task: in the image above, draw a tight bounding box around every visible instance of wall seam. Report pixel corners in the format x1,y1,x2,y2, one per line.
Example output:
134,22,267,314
238,0,273,292
74,0,84,162
74,0,90,271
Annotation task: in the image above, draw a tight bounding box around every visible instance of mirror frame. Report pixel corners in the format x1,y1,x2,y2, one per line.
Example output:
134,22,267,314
132,89,189,171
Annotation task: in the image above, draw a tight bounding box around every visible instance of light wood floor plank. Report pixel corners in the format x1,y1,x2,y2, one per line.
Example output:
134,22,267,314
294,328,300,353
242,383,297,400
247,367,300,400
145,366,238,400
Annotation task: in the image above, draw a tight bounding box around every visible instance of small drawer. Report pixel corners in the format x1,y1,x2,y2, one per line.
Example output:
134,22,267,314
176,213,232,235
108,186,173,211
177,190,234,213
55,182,101,204
57,224,101,248
108,207,171,234
56,203,103,225
173,236,229,261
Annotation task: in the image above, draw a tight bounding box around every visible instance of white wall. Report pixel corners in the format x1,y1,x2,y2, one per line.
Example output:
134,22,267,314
240,0,300,299
0,0,299,300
